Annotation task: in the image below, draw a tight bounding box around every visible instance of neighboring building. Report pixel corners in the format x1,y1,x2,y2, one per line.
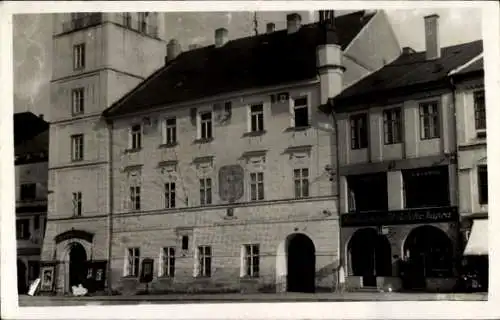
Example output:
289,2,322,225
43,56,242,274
40,12,168,293
450,55,488,290
41,10,402,294
330,15,483,292
14,112,49,294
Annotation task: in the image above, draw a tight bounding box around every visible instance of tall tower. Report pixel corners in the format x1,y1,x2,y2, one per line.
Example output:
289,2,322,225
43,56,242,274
42,12,166,294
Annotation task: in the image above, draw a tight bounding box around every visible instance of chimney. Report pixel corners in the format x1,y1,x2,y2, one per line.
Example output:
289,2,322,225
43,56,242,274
424,14,441,60
38,114,44,120
266,22,275,34
215,28,229,48
166,39,181,64
286,13,302,34
402,47,416,55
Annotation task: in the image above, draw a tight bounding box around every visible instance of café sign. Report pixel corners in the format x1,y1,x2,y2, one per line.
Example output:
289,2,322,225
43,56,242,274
341,206,458,227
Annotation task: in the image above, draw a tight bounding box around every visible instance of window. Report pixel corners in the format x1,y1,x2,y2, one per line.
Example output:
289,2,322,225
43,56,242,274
71,134,84,161
293,97,309,127
200,112,213,140
123,13,132,27
130,186,141,211
478,165,488,205
181,235,189,251
419,101,440,139
164,182,176,208
162,247,176,277
350,113,368,149
403,166,450,208
250,104,264,132
198,246,212,277
20,183,36,201
138,12,147,33
347,172,388,212
73,43,86,69
72,192,82,216
16,219,31,240
126,248,140,277
199,178,212,205
28,261,40,281
294,168,309,198
474,90,486,131
383,107,402,144
250,172,264,201
243,244,260,278
130,124,142,150
163,118,177,145
71,88,84,115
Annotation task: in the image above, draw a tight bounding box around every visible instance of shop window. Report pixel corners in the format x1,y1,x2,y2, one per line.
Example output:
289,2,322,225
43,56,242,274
403,166,450,208
347,172,388,212
478,165,488,205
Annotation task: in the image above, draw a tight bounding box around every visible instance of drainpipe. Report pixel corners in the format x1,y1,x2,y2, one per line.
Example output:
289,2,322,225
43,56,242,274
106,118,114,296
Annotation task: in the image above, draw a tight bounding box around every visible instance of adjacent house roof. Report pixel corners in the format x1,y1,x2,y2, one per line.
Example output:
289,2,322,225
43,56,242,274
333,39,483,107
14,112,49,164
453,57,484,77
103,10,377,118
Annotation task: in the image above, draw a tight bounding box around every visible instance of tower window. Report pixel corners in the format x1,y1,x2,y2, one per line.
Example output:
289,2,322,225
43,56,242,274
73,43,86,70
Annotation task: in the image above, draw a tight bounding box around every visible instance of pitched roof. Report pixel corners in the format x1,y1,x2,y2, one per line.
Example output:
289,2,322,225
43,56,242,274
334,39,483,106
14,112,49,164
454,57,484,76
103,10,377,118
13,112,49,146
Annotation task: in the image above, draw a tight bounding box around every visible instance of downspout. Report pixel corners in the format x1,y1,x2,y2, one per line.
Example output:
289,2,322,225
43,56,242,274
331,104,343,289
106,118,114,296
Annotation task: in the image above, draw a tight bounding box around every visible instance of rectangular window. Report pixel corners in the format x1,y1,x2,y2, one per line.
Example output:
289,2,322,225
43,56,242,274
16,219,31,240
294,168,310,198
478,165,488,205
181,235,189,251
71,88,85,115
126,248,140,277
200,178,212,205
20,183,37,201
347,172,388,212
402,166,450,208
200,112,213,140
198,246,212,277
243,244,260,278
138,12,147,33
71,134,84,161
350,113,368,149
250,104,264,132
130,124,142,150
474,90,486,131
250,172,264,201
163,118,177,145
162,247,176,277
383,107,402,144
130,186,141,211
73,43,86,69
293,97,309,127
419,101,440,139
72,192,82,216
164,182,176,208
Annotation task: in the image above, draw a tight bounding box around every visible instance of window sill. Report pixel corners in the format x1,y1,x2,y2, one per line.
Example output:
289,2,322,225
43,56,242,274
350,147,368,151
284,126,311,132
72,112,85,117
71,158,84,163
125,148,142,154
73,67,85,72
383,141,403,146
159,142,179,149
194,138,214,144
242,130,267,137
121,276,139,279
240,276,260,281
476,130,487,139
420,136,440,141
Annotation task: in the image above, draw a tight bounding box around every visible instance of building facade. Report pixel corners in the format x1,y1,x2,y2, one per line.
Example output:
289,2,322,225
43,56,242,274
451,56,488,290
41,12,168,293
330,15,483,292
15,112,49,294
41,10,401,294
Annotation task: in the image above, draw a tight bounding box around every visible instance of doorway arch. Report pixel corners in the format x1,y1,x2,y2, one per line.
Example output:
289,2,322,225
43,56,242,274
403,225,453,288
286,233,316,293
348,228,392,287
68,242,88,288
17,260,27,294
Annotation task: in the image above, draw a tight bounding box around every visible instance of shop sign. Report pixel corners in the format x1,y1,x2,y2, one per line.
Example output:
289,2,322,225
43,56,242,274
341,206,458,227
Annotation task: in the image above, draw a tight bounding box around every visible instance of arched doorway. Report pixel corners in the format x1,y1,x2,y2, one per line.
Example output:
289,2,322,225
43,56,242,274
286,233,316,293
69,242,88,288
17,260,27,294
348,228,392,287
403,225,453,289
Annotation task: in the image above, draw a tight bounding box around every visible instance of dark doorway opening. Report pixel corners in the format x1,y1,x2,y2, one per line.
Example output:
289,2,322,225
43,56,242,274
403,226,453,290
69,242,88,288
286,233,316,293
349,228,392,287
17,260,27,294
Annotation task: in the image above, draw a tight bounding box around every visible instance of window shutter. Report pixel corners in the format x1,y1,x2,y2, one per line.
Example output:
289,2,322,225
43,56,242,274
123,249,129,276
193,247,199,277
240,245,246,277
158,250,163,277
127,126,132,149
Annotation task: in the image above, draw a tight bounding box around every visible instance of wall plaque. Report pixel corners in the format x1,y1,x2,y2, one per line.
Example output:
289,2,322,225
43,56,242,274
218,165,244,202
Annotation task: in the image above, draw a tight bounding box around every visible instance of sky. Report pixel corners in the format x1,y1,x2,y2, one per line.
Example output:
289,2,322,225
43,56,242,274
12,8,483,120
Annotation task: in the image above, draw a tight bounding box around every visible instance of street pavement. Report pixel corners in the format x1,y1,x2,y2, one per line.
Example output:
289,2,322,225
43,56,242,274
18,292,488,307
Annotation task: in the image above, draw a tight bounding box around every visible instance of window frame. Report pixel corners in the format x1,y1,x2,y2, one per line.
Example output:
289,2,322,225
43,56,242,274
478,165,488,205
125,247,140,277
130,124,142,151
292,96,310,128
161,247,176,278
162,117,177,145
73,43,86,70
243,244,260,278
383,107,403,145
20,183,37,201
71,134,84,162
129,185,141,211
250,103,265,132
199,177,212,205
199,111,213,140
473,89,486,132
71,87,85,115
419,100,440,140
164,181,176,209
72,191,83,216
16,218,31,240
294,168,310,198
198,245,212,277
249,171,265,201
350,113,368,150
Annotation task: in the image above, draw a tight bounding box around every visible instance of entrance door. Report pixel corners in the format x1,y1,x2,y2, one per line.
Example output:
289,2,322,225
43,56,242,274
349,228,391,287
286,233,316,293
17,260,27,294
69,243,87,288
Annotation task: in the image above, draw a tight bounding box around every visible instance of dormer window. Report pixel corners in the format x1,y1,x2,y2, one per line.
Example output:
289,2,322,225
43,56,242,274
350,113,368,149
199,112,213,140
292,96,309,128
130,124,142,150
